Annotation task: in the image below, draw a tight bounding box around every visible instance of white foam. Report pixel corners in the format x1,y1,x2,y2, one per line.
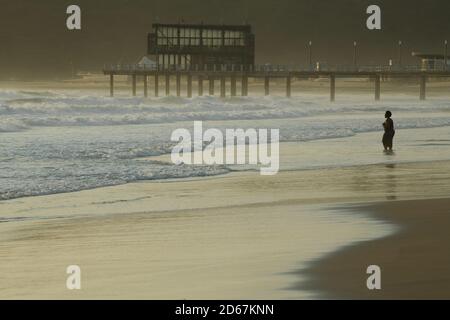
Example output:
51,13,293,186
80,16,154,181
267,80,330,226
1,89,450,200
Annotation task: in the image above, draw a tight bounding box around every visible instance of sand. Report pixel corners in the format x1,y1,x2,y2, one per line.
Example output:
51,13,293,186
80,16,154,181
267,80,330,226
2,156,450,299
301,198,450,299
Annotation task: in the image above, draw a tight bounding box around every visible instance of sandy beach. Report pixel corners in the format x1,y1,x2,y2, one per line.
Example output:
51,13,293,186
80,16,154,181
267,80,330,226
2,83,450,299
302,198,450,299
2,150,450,299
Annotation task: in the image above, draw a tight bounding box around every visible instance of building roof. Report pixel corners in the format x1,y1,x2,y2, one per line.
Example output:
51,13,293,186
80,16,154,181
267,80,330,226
138,55,157,66
412,52,446,60
152,23,252,32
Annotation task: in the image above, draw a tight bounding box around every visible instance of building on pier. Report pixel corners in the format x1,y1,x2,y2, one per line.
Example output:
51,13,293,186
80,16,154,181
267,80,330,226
412,52,449,71
137,55,158,68
147,23,255,70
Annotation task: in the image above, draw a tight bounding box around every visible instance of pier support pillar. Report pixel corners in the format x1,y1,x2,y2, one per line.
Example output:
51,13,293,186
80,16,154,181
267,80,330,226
198,76,203,96
330,74,336,102
209,77,214,95
420,75,426,100
143,76,148,98
230,76,237,96
187,74,192,98
375,75,381,101
176,73,181,97
165,74,170,96
264,76,270,96
220,76,226,98
154,74,159,97
132,74,137,96
242,75,248,96
286,75,291,98
109,74,114,97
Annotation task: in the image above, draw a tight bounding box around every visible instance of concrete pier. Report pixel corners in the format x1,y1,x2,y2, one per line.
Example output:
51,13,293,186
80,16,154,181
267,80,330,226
187,74,192,98
241,75,248,96
165,74,170,96
132,74,137,96
330,74,335,102
198,76,203,96
230,76,237,96
176,73,181,97
110,75,114,97
420,75,427,100
375,75,381,101
154,74,159,97
143,76,148,98
286,75,291,98
209,77,214,95
220,76,226,98
104,66,450,101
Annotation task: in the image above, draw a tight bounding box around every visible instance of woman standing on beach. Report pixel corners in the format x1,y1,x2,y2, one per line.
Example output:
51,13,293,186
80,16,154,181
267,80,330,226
382,111,395,151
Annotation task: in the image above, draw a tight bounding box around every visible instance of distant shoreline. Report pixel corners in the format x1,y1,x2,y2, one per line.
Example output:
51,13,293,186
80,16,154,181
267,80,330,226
2,78,450,98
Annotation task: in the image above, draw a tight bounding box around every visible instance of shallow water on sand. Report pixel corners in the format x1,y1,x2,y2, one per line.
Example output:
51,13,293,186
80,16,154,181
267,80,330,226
3,158,450,298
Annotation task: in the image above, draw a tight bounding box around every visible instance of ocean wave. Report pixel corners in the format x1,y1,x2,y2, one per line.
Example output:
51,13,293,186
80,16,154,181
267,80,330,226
0,161,230,201
0,94,449,133
1,89,449,113
0,119,29,132
2,89,450,201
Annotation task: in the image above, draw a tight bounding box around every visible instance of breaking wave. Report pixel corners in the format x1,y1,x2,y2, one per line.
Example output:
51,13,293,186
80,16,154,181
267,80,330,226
1,89,450,200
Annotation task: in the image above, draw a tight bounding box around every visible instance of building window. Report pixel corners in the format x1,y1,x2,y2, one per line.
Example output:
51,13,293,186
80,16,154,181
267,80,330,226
202,28,223,47
224,31,245,46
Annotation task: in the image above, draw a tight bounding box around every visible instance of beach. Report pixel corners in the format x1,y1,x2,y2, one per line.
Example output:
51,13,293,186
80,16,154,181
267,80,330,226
302,198,450,299
1,84,450,299
2,148,450,299
2,0,450,303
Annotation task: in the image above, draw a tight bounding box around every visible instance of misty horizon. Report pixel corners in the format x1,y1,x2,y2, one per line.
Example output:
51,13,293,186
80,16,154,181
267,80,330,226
1,0,449,79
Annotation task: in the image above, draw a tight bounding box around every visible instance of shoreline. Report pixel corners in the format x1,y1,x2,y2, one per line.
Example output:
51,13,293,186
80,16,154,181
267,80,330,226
2,160,450,298
300,197,450,299
5,123,450,203
3,102,450,298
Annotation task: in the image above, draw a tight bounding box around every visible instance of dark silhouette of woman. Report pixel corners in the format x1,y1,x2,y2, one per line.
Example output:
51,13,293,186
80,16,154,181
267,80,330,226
382,111,395,151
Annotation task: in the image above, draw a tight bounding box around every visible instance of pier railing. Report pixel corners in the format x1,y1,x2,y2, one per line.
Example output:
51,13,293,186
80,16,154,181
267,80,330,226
103,63,446,74
102,63,450,101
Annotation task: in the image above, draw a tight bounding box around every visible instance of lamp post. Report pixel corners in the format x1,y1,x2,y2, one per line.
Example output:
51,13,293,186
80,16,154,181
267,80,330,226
398,40,403,68
353,41,357,69
308,41,312,70
445,40,448,71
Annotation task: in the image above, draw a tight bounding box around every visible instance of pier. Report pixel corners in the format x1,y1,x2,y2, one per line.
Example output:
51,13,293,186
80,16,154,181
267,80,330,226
103,64,450,101
103,22,450,101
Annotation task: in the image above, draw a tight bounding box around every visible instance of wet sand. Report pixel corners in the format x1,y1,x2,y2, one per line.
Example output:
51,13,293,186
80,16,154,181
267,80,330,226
301,198,450,299
2,158,450,299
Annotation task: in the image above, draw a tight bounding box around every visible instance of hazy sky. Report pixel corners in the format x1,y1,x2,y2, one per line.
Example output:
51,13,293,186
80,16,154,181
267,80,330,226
1,0,449,79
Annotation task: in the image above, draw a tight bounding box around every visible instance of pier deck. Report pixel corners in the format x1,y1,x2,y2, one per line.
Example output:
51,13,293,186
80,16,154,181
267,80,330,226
103,65,450,101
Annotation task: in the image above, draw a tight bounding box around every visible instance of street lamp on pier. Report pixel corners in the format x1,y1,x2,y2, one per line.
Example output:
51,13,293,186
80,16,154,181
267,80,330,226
308,41,313,70
398,40,403,68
